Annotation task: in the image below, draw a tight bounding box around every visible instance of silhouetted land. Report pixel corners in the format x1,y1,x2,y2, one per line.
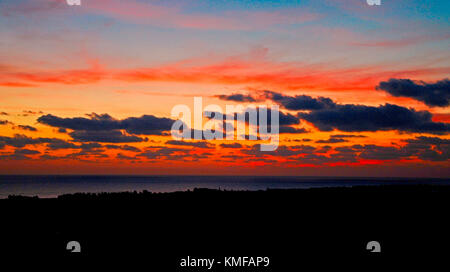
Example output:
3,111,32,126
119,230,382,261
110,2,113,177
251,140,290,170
2,185,450,268
4,184,450,200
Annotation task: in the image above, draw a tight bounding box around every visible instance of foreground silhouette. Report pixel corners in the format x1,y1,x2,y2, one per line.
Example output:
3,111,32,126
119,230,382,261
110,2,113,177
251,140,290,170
2,184,450,268
6,183,450,200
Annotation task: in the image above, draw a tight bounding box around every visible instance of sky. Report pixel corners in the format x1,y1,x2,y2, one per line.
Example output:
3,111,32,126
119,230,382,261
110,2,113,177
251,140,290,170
0,0,449,177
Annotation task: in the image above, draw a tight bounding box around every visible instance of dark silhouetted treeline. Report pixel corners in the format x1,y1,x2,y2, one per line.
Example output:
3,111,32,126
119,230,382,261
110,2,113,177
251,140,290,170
5,184,450,201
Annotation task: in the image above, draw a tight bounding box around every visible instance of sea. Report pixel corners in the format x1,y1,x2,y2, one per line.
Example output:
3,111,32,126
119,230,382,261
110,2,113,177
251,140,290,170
0,175,449,198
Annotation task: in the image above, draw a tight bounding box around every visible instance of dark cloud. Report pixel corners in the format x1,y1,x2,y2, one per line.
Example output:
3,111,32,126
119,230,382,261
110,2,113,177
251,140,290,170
171,128,214,140
0,120,12,125
357,145,409,160
14,148,40,155
46,141,78,150
0,112,8,116
69,130,145,143
216,93,259,102
252,108,305,134
41,142,107,160
165,140,214,148
299,103,450,134
38,113,174,135
261,91,449,134
151,147,212,161
0,153,30,160
239,136,449,164
104,145,141,152
377,78,450,107
242,144,316,157
402,136,449,161
0,148,40,160
315,138,348,144
330,134,367,138
79,143,103,151
63,151,109,160
190,152,214,160
302,151,359,164
38,113,151,143
39,154,60,160
116,153,137,160
120,115,175,135
315,134,366,144
138,147,199,161
43,138,140,152
332,137,449,162
23,110,43,115
38,113,120,131
140,147,184,158
205,108,300,126
18,110,44,117
17,125,38,132
404,136,450,145
316,145,332,153
278,111,301,126
220,154,244,160
290,138,312,142
50,143,108,160
264,91,336,110
204,107,304,135
219,143,243,148
279,126,308,134
0,134,67,148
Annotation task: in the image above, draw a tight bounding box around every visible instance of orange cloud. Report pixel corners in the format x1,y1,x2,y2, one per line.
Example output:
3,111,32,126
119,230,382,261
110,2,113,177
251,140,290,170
2,55,449,93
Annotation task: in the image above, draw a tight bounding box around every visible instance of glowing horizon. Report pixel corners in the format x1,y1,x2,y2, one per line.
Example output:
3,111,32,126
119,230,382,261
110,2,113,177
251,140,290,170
0,0,449,177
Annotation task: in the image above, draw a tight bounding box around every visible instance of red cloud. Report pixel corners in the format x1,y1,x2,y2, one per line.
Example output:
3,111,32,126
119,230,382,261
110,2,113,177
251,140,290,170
2,54,449,92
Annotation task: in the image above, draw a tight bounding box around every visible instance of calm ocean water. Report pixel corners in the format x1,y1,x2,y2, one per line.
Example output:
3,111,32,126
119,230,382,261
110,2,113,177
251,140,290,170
0,175,449,198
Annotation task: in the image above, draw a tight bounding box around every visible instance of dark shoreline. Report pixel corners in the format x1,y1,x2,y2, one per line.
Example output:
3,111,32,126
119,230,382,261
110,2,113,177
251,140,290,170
3,183,450,200
2,175,448,199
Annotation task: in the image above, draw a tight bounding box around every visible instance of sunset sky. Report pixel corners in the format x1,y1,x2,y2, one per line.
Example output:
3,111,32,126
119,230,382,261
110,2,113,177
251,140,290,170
0,0,449,176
